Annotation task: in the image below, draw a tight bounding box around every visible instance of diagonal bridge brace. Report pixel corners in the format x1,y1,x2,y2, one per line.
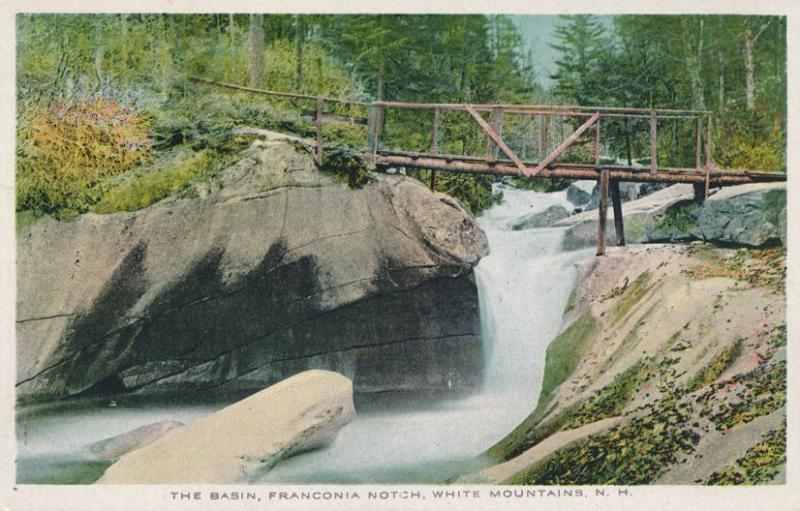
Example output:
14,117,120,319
467,107,601,177
465,105,530,176
531,112,600,175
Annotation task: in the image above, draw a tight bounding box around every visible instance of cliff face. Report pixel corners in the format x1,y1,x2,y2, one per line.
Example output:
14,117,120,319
16,139,488,399
478,243,785,485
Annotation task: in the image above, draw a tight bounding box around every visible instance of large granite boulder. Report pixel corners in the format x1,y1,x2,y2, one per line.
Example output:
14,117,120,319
694,183,786,246
98,370,355,483
510,205,571,230
557,182,786,251
565,180,594,206
16,139,488,399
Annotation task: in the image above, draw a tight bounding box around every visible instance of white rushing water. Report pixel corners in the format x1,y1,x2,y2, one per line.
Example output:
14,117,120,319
259,185,593,483
16,185,593,484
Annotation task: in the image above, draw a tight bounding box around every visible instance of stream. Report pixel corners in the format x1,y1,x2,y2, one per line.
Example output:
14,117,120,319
16,184,593,484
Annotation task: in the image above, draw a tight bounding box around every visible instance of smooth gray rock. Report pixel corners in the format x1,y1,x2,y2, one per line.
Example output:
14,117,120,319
566,181,594,205
694,183,786,247
16,140,488,399
584,181,645,211
510,205,571,230
556,182,785,250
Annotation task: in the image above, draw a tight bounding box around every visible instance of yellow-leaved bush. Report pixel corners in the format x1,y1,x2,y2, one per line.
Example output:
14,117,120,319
16,98,151,217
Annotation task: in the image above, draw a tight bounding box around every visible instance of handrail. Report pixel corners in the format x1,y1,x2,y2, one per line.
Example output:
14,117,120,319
189,76,787,183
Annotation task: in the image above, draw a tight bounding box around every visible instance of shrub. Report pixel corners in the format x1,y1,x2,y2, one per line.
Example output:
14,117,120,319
17,98,150,217
93,148,220,213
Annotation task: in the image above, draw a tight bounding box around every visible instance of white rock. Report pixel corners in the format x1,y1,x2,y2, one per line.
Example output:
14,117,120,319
88,420,185,460
98,370,355,483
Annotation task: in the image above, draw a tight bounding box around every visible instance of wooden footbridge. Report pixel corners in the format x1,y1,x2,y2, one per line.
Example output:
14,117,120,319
191,77,786,256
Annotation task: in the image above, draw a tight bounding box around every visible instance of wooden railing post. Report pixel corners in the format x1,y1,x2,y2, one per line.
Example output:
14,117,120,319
315,97,324,166
430,108,441,190
593,115,601,166
367,103,383,169
695,116,702,170
597,169,610,256
539,115,548,161
486,107,504,161
649,110,657,174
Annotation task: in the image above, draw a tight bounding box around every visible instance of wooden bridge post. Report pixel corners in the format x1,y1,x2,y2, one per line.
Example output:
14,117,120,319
315,97,324,166
486,107,504,161
538,115,549,161
430,108,441,190
610,179,626,246
597,169,610,256
649,110,658,174
593,115,601,165
367,103,383,169
695,116,702,170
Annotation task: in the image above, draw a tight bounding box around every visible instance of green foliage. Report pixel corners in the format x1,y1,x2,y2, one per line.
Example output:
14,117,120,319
16,98,150,218
17,14,545,216
562,362,647,429
537,313,599,413
684,338,743,393
511,397,701,485
320,149,370,188
608,271,652,327
549,15,786,172
652,201,699,235
702,360,786,432
706,422,785,484
686,245,786,294
92,149,221,213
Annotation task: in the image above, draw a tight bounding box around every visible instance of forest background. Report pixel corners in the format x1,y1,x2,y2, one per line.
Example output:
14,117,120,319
15,14,787,219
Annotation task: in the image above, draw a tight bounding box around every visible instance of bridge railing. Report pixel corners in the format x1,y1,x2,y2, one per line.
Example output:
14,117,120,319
189,76,785,257
189,76,781,196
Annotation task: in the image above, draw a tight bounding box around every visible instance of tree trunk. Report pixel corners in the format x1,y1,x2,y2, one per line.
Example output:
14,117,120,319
683,18,706,111
376,56,385,100
248,14,265,88
294,16,304,88
228,14,235,42
744,21,756,111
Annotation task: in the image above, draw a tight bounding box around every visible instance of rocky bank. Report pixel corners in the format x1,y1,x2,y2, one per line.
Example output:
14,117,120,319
469,242,786,484
556,182,786,251
16,138,488,399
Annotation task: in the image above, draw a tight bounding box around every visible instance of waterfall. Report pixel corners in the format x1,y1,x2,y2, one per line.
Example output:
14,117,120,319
258,185,593,483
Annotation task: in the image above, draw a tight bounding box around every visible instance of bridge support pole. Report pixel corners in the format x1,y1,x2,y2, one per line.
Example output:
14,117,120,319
610,179,625,246
367,104,383,170
693,182,707,202
597,169,609,256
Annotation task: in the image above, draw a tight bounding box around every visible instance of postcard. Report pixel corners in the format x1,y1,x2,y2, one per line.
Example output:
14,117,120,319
0,1,797,510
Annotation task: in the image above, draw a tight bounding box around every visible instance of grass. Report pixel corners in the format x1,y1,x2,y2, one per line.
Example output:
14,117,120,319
562,361,647,429
608,271,652,327
684,338,743,393
686,245,786,294
92,149,223,213
706,422,786,484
